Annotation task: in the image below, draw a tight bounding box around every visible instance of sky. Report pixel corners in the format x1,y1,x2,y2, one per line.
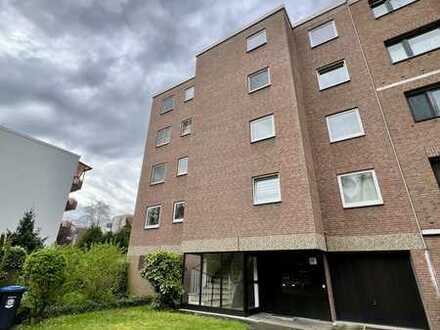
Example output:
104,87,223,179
0,0,336,219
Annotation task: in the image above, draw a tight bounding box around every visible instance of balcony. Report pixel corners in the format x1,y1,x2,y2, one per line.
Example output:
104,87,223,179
70,176,83,192
65,198,78,211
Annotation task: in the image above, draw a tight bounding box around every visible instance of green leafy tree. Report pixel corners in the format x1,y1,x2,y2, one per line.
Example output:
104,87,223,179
0,246,27,283
9,210,45,253
76,225,103,250
22,248,66,318
140,251,183,308
113,223,131,253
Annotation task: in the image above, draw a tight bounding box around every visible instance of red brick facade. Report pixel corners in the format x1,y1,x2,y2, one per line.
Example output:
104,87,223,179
129,1,440,327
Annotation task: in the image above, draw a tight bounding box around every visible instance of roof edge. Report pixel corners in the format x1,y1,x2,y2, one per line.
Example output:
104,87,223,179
152,76,196,98
0,125,80,159
293,0,347,28
196,5,290,57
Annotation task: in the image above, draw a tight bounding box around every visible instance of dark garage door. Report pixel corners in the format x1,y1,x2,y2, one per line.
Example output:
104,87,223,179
329,252,428,329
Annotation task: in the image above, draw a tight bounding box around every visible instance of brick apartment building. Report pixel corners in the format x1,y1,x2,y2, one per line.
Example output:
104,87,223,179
128,0,440,328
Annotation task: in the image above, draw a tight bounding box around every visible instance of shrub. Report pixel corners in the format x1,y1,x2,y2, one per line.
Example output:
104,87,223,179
58,244,128,305
0,246,27,285
22,248,66,318
140,250,183,308
76,225,104,250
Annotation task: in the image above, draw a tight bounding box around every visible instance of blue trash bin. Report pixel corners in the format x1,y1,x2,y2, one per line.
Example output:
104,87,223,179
0,286,27,330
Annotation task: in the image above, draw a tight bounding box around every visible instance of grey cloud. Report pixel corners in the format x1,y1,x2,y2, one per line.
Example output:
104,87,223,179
0,0,337,215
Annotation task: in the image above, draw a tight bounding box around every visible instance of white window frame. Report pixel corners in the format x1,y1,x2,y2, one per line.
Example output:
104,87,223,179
326,108,365,143
252,173,282,206
250,114,276,143
160,95,175,114
184,86,194,102
177,157,188,176
246,29,267,52
173,201,185,223
337,170,384,208
151,163,167,185
248,67,271,93
316,60,350,91
309,20,338,48
156,126,171,147
144,205,161,229
181,118,192,136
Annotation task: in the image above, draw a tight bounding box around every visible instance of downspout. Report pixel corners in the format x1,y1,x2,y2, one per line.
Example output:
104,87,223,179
345,1,440,298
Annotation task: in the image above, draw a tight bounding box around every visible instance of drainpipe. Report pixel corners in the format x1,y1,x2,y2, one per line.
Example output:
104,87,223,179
346,0,440,302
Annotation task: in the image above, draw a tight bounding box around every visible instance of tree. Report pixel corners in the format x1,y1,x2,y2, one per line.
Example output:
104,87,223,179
113,223,131,253
9,210,45,253
75,225,104,250
82,201,111,226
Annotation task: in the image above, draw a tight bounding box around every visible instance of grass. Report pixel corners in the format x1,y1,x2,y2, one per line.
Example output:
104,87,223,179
18,306,249,330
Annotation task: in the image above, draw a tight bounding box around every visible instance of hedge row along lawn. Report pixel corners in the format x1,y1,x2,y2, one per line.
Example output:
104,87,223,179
19,306,249,330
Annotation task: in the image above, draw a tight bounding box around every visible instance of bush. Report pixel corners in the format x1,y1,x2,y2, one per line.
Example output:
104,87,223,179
0,246,27,285
140,251,183,308
22,248,66,318
76,225,103,250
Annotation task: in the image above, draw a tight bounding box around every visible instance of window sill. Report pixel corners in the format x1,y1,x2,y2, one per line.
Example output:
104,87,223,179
156,142,170,148
181,133,191,137
144,225,160,230
253,200,282,206
319,79,350,92
310,35,339,49
342,201,384,209
173,219,184,224
413,116,440,124
177,173,188,177
160,108,174,115
150,181,165,186
251,135,276,144
329,133,365,144
248,83,271,94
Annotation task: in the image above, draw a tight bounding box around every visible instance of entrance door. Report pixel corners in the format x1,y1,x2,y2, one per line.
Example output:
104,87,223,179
259,252,331,320
329,252,429,329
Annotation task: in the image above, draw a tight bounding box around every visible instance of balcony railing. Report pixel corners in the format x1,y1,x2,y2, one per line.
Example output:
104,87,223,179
65,198,78,211
71,176,83,192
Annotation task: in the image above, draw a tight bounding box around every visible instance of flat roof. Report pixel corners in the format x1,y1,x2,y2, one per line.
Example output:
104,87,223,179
0,124,80,158
152,76,195,98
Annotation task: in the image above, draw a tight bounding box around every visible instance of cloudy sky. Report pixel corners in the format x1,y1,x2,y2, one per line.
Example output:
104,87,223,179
0,0,335,219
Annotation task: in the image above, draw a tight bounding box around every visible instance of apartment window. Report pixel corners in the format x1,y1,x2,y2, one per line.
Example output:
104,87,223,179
309,20,338,48
151,163,166,184
247,29,267,52
160,96,175,114
386,24,440,63
370,0,417,18
173,201,185,223
145,205,161,229
337,170,383,208
250,114,275,143
317,60,350,91
430,157,440,189
184,86,194,102
177,157,188,176
248,68,270,93
253,174,281,205
406,85,440,122
181,118,192,136
156,127,171,147
326,108,365,143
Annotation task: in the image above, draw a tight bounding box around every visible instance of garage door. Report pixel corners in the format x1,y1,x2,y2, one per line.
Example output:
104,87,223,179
329,252,428,329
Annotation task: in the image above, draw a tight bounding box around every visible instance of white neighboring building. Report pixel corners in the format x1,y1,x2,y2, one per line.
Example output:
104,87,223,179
0,125,91,243
111,214,133,233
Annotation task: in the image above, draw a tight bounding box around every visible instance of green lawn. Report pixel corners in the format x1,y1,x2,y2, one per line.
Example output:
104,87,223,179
19,306,249,330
